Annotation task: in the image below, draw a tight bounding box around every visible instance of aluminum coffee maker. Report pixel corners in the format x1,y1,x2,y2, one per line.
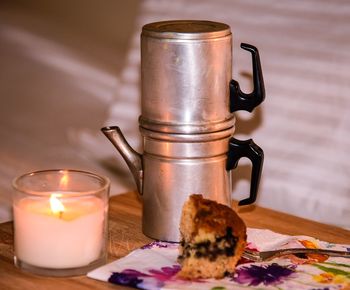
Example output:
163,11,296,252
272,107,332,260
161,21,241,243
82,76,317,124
102,20,265,242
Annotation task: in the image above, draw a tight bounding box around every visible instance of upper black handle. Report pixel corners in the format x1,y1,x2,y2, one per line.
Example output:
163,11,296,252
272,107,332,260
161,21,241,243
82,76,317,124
230,43,265,113
226,137,264,206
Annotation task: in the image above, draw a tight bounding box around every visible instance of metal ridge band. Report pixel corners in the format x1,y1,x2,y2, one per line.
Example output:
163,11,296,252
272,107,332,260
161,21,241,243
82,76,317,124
139,125,235,142
139,115,236,134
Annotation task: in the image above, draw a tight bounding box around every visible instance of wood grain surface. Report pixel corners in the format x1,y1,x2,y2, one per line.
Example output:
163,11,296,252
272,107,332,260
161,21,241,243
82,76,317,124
0,192,349,290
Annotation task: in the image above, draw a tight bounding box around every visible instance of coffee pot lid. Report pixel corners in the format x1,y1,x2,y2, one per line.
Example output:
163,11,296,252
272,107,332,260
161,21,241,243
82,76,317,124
142,20,231,40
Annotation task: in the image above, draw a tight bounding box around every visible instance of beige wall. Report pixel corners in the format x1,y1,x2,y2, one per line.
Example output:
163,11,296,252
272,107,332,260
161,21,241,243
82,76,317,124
1,0,140,52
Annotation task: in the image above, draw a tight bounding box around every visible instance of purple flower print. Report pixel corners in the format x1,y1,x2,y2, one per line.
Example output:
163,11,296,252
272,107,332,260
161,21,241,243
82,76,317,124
233,263,296,286
108,269,148,288
148,265,181,282
108,265,181,289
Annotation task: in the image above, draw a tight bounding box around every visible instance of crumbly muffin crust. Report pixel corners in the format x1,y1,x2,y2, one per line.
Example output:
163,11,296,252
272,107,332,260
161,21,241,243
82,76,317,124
177,194,246,279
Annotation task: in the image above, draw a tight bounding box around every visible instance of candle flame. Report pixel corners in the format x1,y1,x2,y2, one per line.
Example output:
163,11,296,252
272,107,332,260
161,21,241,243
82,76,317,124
50,194,65,217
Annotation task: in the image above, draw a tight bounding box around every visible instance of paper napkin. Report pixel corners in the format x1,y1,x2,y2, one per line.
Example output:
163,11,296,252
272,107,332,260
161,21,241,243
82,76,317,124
88,228,350,289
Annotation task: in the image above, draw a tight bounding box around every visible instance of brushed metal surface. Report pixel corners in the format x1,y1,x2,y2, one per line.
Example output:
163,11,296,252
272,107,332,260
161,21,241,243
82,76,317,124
140,126,235,241
102,126,236,241
141,20,233,133
142,152,231,241
102,20,261,241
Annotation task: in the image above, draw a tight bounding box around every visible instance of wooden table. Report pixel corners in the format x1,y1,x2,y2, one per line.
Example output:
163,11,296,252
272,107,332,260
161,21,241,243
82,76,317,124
0,192,349,289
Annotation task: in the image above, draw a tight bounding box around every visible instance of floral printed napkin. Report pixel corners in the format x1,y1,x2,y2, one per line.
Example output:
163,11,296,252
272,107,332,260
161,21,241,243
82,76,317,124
87,228,350,289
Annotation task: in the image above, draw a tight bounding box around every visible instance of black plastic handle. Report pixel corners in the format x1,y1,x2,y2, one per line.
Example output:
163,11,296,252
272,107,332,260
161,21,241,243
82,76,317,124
226,137,264,206
230,43,265,113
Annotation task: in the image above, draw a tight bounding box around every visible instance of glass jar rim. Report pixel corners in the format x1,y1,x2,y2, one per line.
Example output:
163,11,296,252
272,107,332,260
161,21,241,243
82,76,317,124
12,169,110,196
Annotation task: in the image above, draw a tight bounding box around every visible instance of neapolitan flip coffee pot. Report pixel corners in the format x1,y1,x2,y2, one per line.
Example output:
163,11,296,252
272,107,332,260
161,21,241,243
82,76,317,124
102,20,265,242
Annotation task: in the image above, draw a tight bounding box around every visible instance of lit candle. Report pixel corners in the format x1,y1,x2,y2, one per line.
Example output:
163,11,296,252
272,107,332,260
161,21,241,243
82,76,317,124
13,193,105,269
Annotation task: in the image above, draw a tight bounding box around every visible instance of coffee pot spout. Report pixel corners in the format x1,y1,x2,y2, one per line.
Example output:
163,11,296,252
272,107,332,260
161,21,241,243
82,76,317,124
101,126,143,194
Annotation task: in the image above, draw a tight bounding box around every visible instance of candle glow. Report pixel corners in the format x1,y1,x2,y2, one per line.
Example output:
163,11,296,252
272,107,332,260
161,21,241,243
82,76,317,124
59,172,69,188
14,195,105,268
13,169,109,273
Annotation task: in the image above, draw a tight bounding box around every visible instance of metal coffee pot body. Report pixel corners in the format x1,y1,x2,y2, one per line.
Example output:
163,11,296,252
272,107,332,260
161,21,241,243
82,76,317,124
102,20,265,242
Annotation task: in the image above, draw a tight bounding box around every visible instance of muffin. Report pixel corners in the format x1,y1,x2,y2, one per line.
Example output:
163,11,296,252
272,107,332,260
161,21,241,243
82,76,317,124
177,194,246,279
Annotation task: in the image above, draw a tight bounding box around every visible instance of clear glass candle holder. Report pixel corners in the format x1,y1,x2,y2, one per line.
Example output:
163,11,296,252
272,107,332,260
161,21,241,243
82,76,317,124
12,169,110,277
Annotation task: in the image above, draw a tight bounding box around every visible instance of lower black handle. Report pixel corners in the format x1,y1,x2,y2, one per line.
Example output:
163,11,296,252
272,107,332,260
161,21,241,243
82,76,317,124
226,138,264,206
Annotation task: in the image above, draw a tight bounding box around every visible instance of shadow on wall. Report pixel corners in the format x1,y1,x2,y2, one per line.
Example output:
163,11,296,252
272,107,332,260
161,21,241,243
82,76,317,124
0,0,142,223
1,0,140,57
0,0,141,159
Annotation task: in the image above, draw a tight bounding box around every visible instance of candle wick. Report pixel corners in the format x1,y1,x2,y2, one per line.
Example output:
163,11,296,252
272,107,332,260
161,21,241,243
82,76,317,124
59,211,63,219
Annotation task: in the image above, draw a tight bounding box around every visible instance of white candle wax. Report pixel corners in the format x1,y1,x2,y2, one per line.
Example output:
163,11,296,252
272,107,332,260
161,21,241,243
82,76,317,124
14,195,105,269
